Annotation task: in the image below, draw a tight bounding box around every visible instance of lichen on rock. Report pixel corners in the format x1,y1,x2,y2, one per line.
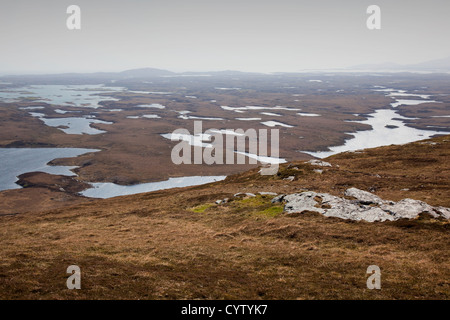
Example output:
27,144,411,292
281,188,450,222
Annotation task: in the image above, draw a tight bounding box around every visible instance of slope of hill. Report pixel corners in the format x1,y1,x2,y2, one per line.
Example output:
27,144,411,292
0,135,449,299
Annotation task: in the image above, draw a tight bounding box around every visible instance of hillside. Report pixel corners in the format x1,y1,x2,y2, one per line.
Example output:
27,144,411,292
0,135,449,299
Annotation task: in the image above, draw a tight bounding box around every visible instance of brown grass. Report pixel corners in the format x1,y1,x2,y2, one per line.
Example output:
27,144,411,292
0,136,449,299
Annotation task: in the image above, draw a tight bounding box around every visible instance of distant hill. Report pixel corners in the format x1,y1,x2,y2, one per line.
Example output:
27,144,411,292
3,58,450,84
350,56,450,73
118,68,175,78
0,68,177,84
410,56,450,71
0,68,266,84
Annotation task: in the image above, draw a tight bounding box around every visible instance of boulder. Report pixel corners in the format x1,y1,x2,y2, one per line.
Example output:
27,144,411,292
283,191,394,222
307,159,332,167
271,194,286,203
284,192,326,214
381,198,441,219
437,207,450,219
259,192,278,196
234,192,256,198
344,187,385,205
280,188,449,222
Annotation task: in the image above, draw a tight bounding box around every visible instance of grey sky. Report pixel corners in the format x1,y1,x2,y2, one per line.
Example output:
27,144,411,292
0,0,449,74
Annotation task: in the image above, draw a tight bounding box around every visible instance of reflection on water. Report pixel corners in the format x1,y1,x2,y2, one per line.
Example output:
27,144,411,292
305,109,448,158
0,85,123,108
305,87,449,159
260,121,293,128
39,117,113,135
80,176,227,199
0,148,225,198
0,148,99,191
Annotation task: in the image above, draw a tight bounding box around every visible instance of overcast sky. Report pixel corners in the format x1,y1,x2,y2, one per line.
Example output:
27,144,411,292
0,0,449,74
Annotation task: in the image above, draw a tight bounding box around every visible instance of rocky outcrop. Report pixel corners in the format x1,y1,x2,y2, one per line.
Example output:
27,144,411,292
280,188,449,222
258,192,278,196
307,159,332,167
234,192,256,198
271,194,286,203
344,187,386,205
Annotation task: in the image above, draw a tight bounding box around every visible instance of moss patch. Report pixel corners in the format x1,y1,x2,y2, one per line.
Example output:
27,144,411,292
190,203,214,213
227,195,283,218
257,205,284,218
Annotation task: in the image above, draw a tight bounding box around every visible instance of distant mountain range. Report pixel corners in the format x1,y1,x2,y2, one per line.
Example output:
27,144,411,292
350,56,450,73
0,68,259,83
2,56,450,81
0,68,174,81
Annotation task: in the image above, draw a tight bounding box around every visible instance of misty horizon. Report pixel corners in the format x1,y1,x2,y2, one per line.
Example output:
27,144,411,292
1,0,450,75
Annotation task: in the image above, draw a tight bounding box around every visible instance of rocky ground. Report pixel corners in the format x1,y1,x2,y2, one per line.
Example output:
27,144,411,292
273,188,450,222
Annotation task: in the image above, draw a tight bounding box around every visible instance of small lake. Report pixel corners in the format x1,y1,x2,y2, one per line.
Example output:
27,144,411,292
80,176,227,199
0,148,227,198
305,109,448,158
161,132,287,164
0,148,99,191
0,85,123,108
222,105,301,113
38,116,113,135
179,115,224,120
304,88,449,158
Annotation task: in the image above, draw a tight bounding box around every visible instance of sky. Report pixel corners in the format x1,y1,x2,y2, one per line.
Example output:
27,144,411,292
0,0,449,74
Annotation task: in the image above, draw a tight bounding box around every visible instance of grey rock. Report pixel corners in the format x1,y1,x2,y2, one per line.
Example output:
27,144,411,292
284,176,295,181
283,191,394,222
307,159,332,167
271,194,286,203
419,141,438,145
323,195,395,222
381,198,441,219
259,192,278,196
234,192,255,198
259,165,279,176
284,192,325,215
281,189,449,222
437,207,450,219
344,187,384,205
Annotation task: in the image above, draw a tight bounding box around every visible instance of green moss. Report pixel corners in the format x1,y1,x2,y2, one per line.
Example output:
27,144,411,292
238,196,268,207
190,203,214,213
257,205,284,218
232,195,283,218
190,195,283,219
